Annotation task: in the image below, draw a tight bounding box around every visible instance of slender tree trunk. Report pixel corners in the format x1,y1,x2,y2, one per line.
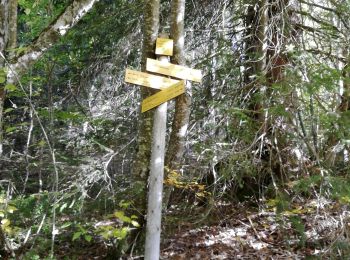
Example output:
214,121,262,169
7,0,16,60
165,0,188,170
243,0,267,123
0,1,8,57
129,0,160,253
0,0,9,156
132,0,160,208
243,0,294,180
326,56,350,165
339,64,350,112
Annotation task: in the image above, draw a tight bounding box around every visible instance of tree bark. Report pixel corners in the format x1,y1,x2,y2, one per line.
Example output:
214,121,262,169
132,0,160,184
129,0,160,254
165,0,188,170
0,0,9,156
244,0,268,122
7,0,16,60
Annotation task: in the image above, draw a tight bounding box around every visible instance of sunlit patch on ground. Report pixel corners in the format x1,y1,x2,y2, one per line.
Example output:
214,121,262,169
160,200,350,259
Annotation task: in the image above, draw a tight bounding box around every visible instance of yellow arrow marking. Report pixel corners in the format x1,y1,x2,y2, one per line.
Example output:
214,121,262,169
141,80,185,113
146,58,202,83
155,38,174,56
125,69,179,89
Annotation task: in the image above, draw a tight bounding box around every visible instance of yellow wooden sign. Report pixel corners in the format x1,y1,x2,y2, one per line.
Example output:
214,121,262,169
155,38,174,56
141,80,185,113
125,69,179,89
146,58,202,83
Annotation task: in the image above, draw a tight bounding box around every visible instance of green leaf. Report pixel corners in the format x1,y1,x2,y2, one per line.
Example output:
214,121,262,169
4,108,14,114
38,140,46,147
84,235,92,242
4,84,17,92
3,226,12,234
59,203,67,212
7,205,17,213
101,231,110,240
120,227,129,239
114,211,125,219
61,222,72,229
131,220,140,227
5,126,16,133
114,211,131,223
119,200,131,209
0,77,5,83
0,68,6,77
69,199,76,208
72,232,82,241
1,219,10,227
0,211,4,217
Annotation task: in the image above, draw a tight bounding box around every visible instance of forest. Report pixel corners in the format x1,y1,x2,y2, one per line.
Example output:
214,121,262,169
0,0,350,259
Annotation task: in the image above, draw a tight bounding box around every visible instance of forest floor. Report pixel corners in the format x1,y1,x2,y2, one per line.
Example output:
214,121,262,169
158,198,350,259
48,197,350,259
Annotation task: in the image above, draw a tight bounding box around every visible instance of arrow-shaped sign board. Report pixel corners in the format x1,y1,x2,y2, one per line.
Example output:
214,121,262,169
125,69,179,89
141,80,185,113
146,58,202,83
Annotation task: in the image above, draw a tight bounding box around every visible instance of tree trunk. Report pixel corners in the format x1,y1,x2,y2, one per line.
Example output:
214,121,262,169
242,0,295,181
7,0,16,60
243,0,268,123
129,0,160,254
132,0,160,186
165,0,188,170
0,0,9,156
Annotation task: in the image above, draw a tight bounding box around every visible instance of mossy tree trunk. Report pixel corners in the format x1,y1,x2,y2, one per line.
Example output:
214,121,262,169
165,0,188,171
129,0,160,254
242,0,294,181
243,0,267,123
132,0,160,193
0,0,9,157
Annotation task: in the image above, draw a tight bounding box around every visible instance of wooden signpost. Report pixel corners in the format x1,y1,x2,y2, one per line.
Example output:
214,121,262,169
155,38,174,56
146,58,202,83
141,80,185,112
125,69,179,89
124,36,202,260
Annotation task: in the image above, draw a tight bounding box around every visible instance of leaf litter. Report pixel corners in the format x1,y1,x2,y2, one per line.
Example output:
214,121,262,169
160,198,350,259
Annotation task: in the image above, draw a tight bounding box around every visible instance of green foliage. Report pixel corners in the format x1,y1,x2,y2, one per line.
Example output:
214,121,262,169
306,64,342,94
37,108,84,122
292,175,323,196
0,67,6,83
95,201,140,241
289,216,306,247
72,224,92,242
0,194,18,234
18,0,69,43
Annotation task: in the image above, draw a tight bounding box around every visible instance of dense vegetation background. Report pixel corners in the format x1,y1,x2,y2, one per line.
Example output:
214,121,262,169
0,0,350,258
